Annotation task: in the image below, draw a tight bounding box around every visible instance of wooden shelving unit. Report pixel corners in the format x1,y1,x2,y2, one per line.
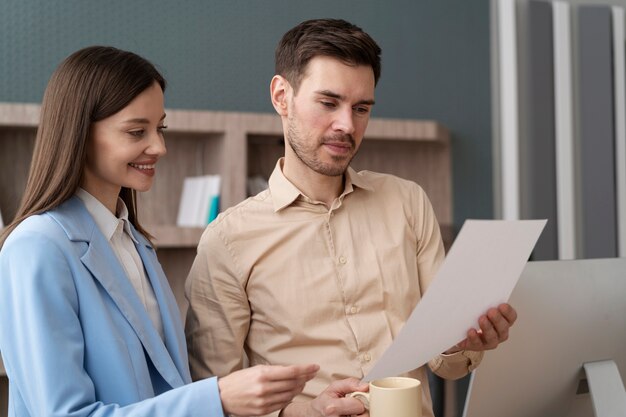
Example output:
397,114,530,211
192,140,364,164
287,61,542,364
0,102,452,411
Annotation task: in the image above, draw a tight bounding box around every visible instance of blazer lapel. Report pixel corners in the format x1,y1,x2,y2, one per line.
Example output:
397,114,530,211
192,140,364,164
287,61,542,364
132,233,192,384
52,197,186,389
80,236,185,389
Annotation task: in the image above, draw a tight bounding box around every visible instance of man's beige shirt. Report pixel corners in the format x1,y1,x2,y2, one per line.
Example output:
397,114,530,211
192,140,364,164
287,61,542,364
185,160,482,417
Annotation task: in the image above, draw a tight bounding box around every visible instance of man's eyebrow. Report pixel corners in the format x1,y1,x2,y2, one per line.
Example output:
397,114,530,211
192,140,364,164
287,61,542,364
315,90,375,106
121,114,167,124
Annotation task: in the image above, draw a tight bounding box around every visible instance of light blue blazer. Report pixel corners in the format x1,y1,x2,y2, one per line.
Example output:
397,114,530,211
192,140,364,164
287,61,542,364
0,197,224,417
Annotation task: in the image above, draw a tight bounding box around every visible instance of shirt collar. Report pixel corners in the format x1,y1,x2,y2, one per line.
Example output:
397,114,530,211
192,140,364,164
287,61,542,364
76,188,137,243
268,158,375,212
345,166,375,193
115,198,137,242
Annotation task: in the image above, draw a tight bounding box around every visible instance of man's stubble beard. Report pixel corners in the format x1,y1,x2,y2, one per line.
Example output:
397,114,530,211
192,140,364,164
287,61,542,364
286,115,357,177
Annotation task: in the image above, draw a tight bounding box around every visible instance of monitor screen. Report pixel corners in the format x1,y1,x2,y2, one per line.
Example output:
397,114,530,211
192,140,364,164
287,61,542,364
462,257,626,417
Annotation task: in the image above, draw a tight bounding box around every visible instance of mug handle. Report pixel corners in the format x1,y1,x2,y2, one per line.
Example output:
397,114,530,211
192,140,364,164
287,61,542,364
348,391,370,410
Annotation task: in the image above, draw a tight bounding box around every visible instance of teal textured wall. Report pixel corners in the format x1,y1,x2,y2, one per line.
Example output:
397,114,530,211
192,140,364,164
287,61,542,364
0,0,492,225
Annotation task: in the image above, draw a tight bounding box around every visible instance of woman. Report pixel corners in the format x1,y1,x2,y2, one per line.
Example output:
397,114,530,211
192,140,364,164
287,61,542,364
0,46,317,417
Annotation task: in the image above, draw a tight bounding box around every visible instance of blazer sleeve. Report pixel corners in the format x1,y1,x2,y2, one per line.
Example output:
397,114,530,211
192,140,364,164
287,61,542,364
0,230,225,417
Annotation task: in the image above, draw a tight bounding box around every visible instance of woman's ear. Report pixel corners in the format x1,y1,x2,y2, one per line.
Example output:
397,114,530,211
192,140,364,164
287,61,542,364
270,75,290,117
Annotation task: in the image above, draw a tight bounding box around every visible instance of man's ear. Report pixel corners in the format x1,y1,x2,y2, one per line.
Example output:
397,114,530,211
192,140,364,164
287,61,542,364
270,75,291,116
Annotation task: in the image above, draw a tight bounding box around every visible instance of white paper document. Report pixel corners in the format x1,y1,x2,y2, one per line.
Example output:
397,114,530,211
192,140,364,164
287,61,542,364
364,219,546,382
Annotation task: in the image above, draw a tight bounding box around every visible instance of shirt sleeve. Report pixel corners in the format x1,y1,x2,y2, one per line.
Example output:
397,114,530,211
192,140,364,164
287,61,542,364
0,230,225,417
408,183,484,379
185,224,251,380
429,350,484,379
410,182,445,305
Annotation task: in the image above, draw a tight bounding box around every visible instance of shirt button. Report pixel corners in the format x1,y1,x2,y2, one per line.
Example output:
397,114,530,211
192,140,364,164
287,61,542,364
363,353,372,362
349,306,358,314
339,256,347,264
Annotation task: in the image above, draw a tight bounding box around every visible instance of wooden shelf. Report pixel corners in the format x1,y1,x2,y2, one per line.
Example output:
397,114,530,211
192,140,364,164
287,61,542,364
0,103,39,126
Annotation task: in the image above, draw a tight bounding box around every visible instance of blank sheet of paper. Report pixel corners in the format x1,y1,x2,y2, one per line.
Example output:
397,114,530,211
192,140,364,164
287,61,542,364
364,219,546,382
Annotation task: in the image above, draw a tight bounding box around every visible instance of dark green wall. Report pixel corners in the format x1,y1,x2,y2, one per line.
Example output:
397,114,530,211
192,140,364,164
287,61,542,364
0,0,492,226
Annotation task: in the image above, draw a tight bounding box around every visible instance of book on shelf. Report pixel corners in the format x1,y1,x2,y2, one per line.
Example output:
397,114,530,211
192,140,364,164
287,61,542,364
176,175,221,227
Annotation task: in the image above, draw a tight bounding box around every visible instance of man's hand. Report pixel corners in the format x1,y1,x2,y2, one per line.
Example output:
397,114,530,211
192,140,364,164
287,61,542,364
446,303,518,353
218,364,319,416
281,378,369,417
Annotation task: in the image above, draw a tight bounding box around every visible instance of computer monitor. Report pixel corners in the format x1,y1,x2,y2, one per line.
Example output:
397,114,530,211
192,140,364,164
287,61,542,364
462,257,626,417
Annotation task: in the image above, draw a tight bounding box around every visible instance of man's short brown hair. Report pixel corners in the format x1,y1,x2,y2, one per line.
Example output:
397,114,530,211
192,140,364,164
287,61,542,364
275,18,382,91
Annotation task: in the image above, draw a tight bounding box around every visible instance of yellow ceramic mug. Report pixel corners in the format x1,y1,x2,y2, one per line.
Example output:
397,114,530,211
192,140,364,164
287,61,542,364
349,377,422,417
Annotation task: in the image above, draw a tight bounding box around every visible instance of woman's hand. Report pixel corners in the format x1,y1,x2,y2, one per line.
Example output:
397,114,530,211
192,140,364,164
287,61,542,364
218,364,319,416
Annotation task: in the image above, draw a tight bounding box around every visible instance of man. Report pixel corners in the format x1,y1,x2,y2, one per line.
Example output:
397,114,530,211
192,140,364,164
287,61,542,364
185,18,517,417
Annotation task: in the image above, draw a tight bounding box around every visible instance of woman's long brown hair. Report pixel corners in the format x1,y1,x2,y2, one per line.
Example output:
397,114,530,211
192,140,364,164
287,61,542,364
0,46,166,248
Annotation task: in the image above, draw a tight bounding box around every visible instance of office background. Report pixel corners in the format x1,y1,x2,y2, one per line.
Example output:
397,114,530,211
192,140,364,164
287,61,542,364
0,0,493,230
494,0,626,261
